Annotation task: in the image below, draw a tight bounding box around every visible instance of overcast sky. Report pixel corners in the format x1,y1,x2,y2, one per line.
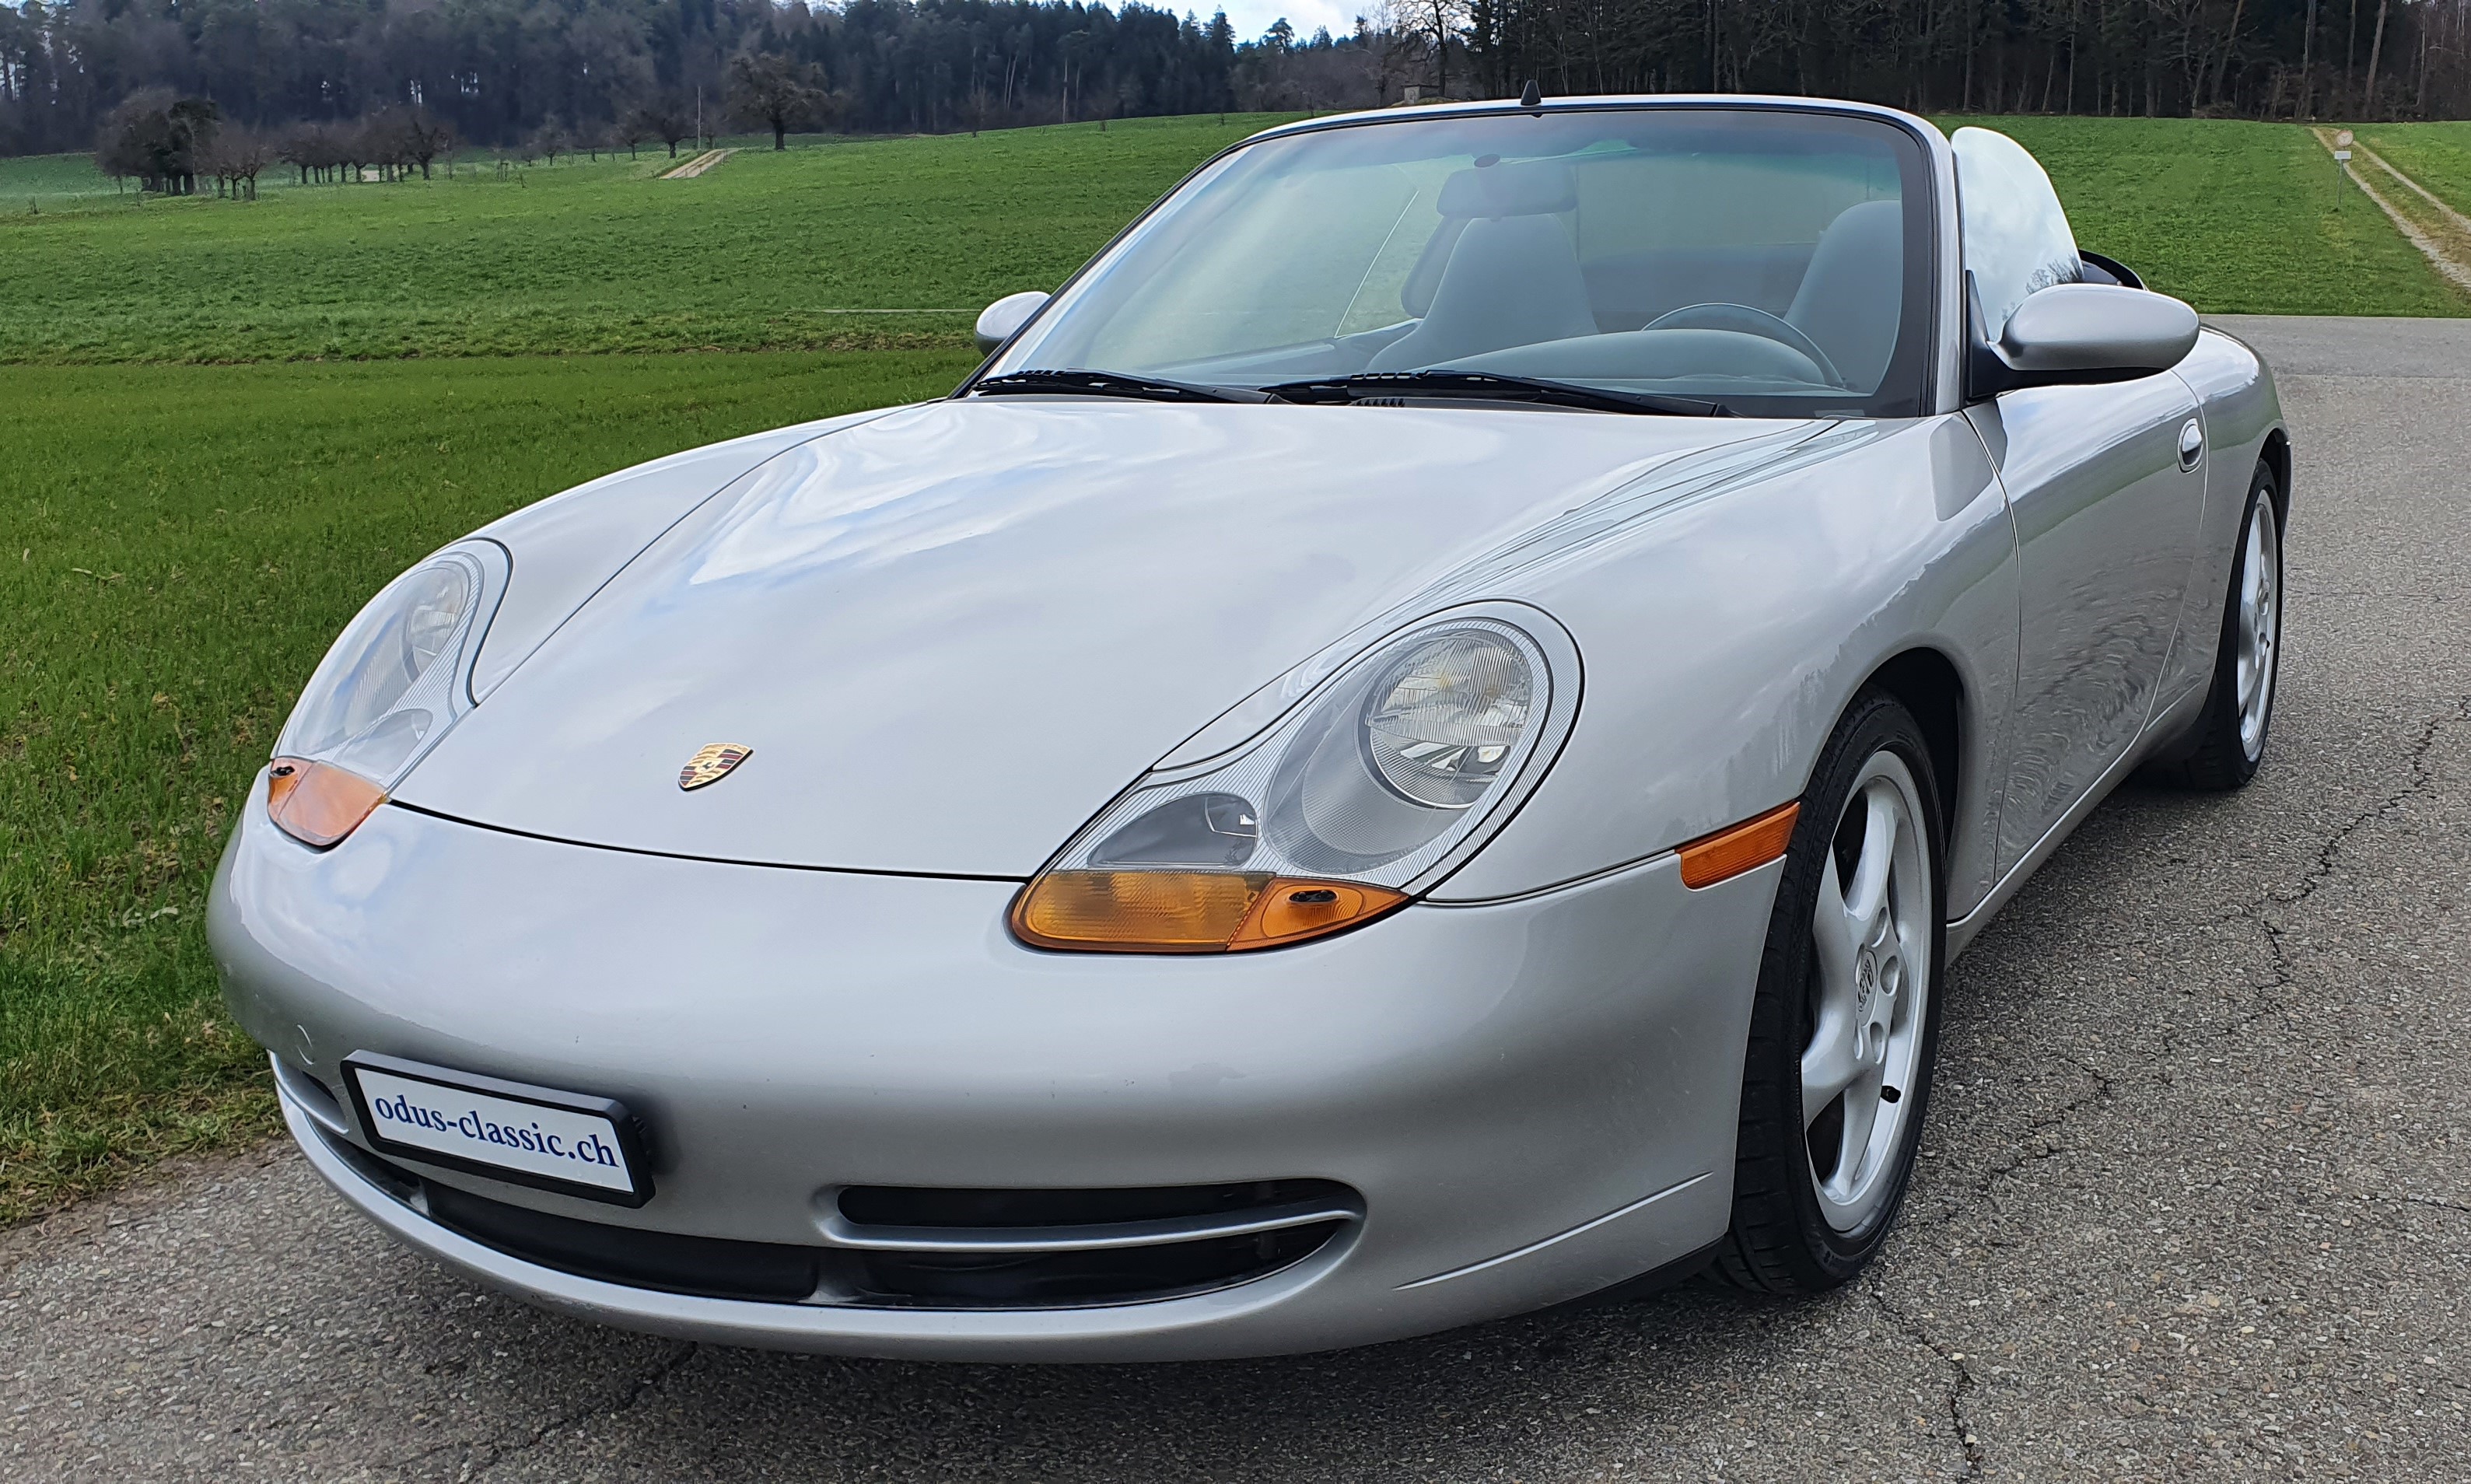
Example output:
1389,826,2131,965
1202,0,1367,47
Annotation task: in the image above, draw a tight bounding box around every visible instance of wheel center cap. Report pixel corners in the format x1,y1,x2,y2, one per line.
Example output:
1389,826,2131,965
1855,950,1878,1011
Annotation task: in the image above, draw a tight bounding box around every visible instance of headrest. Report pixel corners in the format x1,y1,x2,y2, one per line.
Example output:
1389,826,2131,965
1437,158,1577,219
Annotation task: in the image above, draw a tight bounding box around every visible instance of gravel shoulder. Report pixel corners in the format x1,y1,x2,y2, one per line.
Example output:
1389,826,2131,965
5,317,2467,1482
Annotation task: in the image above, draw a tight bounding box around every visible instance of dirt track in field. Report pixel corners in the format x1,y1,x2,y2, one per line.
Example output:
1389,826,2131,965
660,148,733,180
2317,128,2471,293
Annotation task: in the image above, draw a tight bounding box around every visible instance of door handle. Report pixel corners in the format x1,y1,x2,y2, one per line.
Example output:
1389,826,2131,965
2177,418,2204,471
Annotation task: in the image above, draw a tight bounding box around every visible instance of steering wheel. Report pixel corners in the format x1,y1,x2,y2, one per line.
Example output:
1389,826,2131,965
1641,303,1845,388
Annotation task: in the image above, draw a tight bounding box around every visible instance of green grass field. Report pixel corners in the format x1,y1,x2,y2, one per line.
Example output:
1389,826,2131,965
0,117,1296,363
0,150,135,205
1958,116,2468,317
0,351,975,1219
5,114,2463,369
2,111,2467,1223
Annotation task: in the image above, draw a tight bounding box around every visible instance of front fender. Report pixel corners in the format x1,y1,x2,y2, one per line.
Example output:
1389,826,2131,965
1436,415,2018,915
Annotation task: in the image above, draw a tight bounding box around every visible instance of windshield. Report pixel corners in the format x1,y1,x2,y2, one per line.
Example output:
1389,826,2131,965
985,107,1936,418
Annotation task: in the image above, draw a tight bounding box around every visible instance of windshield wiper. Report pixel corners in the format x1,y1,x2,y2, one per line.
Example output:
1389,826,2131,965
1262,371,1731,418
969,369,1265,404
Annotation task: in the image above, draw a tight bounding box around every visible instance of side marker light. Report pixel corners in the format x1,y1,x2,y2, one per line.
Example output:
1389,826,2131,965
1677,801,1801,889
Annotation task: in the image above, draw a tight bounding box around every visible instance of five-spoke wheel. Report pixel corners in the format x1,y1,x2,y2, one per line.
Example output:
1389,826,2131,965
1717,689,1945,1293
1802,753,1933,1234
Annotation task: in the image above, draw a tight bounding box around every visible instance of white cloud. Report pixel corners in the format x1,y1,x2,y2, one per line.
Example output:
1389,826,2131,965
1196,0,1370,47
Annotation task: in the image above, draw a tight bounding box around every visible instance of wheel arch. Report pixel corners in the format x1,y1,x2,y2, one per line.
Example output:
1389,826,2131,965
1859,646,1967,836
2259,426,2291,531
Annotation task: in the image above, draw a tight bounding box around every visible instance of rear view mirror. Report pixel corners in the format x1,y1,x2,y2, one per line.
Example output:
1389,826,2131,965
974,292,1050,355
1976,282,2200,394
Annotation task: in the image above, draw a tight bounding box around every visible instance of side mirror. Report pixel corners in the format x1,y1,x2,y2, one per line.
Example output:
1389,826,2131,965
1976,282,2199,394
974,291,1050,355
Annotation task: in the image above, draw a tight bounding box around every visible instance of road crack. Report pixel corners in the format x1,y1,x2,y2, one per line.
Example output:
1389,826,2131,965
455,1339,700,1479
1916,700,2465,1264
1867,1286,1986,1479
2392,1194,2471,1220
2261,698,2463,921
1967,1052,2120,1201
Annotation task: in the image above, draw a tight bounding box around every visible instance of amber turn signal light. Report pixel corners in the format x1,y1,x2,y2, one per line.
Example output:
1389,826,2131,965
1011,871,1409,954
1677,801,1800,889
265,758,387,849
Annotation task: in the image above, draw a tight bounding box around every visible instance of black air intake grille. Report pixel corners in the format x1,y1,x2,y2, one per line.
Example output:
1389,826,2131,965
317,1125,1356,1310
836,1179,1351,1229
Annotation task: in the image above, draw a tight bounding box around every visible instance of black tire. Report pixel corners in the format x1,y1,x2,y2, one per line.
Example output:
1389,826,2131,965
2144,460,2283,792
1713,689,1948,1296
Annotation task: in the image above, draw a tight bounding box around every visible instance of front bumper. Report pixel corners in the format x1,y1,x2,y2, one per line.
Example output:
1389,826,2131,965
212,786,1777,1360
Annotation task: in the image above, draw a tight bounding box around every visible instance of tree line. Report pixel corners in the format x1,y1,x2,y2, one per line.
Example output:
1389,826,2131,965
5,0,2468,170
1,0,1246,160
1461,0,2471,121
93,93,468,197
1239,0,2471,121
90,85,734,200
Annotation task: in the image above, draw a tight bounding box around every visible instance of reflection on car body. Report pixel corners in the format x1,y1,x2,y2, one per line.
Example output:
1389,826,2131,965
213,95,2287,1360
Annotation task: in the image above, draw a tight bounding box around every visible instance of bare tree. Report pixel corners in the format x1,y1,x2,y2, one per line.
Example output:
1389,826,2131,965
727,51,829,149
2365,0,2392,111
1419,0,1469,97
201,123,269,199
628,97,694,157
384,107,457,179
353,113,410,181
527,117,572,165
1374,0,1433,103
2298,0,2321,115
277,122,343,184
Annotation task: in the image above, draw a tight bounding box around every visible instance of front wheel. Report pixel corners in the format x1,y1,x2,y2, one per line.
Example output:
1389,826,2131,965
1714,691,1946,1294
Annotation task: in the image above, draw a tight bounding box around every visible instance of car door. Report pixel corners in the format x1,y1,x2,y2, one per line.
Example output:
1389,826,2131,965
1951,128,2207,876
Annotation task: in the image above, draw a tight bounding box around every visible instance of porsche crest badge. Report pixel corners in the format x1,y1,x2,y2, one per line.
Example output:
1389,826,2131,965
678,744,753,792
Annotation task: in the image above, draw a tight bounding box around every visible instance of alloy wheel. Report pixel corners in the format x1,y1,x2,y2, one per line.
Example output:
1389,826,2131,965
1801,750,1933,1234
2236,499,2281,761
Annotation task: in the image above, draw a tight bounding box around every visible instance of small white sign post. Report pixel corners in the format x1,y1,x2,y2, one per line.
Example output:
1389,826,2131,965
2333,130,2355,208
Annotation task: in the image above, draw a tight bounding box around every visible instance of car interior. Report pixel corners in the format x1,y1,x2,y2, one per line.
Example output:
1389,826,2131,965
1134,151,1911,399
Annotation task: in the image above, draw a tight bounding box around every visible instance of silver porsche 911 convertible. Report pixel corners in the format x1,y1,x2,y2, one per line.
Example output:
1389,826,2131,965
212,96,2287,1361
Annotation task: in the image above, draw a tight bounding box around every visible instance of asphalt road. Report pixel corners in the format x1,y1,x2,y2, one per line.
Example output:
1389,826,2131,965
5,316,2467,1482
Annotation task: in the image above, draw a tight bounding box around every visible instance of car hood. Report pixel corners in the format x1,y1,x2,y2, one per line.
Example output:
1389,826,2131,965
396,398,1819,876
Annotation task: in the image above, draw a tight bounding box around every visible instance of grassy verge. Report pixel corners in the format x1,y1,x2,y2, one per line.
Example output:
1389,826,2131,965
0,349,976,1223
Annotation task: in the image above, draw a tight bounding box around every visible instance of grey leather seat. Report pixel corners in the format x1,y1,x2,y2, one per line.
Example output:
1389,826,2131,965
1785,199,1905,390
1371,159,1594,373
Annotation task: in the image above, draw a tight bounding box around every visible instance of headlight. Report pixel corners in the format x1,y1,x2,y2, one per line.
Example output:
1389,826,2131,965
1012,605,1580,953
1363,632,1532,808
264,542,507,848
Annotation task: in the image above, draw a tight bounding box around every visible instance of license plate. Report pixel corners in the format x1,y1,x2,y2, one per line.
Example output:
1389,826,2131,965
341,1052,653,1206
